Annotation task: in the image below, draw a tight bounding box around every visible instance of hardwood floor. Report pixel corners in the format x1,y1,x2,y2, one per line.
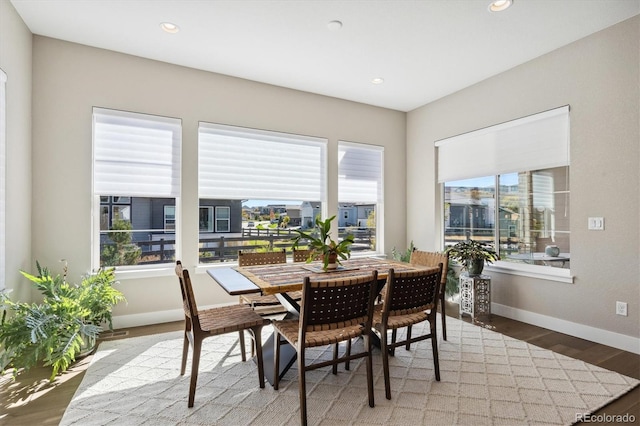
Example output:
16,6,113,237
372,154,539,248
1,302,638,425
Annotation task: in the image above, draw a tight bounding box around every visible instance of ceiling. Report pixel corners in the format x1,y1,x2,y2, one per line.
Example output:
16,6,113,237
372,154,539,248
10,0,640,112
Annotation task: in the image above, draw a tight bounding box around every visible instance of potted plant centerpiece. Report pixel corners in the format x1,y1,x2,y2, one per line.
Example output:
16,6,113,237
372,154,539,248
446,240,499,276
0,261,126,381
291,215,354,271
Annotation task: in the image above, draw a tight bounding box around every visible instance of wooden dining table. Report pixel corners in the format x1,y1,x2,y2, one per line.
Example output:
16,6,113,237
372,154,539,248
206,256,435,385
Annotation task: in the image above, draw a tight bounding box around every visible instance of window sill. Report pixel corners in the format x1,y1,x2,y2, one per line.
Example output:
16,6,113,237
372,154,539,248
113,265,175,280
484,260,573,284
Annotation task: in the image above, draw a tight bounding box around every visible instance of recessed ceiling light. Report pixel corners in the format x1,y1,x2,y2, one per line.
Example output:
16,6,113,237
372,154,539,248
488,0,513,12
160,22,180,34
371,78,384,85
327,20,343,31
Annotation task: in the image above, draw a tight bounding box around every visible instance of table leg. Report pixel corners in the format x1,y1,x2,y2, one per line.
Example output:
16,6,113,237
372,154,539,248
254,293,300,386
260,329,297,385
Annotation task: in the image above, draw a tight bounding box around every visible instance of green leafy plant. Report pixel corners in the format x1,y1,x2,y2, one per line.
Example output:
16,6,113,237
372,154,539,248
446,240,498,275
391,240,415,263
291,215,354,270
445,262,459,296
0,261,126,381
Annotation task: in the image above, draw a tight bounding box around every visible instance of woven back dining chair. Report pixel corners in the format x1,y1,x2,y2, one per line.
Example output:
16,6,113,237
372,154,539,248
373,265,442,400
237,249,302,315
409,249,450,340
175,261,269,407
272,272,379,426
292,248,314,263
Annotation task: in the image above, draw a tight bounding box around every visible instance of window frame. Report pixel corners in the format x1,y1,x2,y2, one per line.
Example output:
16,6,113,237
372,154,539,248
92,108,182,272
337,140,384,255
197,122,328,264
199,206,214,233
437,107,572,283
214,206,230,233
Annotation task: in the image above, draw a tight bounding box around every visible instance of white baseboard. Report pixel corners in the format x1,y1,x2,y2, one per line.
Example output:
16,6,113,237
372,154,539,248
492,303,640,355
112,309,184,330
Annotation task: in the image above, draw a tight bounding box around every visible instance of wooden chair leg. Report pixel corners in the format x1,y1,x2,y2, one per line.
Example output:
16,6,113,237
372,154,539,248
332,343,339,375
273,332,281,390
440,293,447,341
431,323,441,381
405,325,413,350
181,319,192,376
238,330,247,362
390,329,397,356
364,334,374,407
298,348,308,426
188,338,203,408
252,326,265,389
381,328,392,400
180,333,189,376
345,338,351,370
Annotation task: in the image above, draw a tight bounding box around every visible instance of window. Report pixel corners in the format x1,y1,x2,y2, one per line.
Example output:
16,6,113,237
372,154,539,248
338,141,384,254
199,206,213,232
215,206,230,232
0,69,6,290
445,167,570,265
438,106,570,273
198,123,326,263
93,108,181,269
164,205,176,232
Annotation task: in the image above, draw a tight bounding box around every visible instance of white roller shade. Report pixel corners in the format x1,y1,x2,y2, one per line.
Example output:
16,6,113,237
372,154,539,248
93,108,182,197
338,141,384,203
199,123,326,201
436,106,570,182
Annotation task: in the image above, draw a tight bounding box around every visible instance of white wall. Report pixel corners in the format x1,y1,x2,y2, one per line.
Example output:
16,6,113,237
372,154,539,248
407,16,639,349
30,36,406,324
0,0,32,301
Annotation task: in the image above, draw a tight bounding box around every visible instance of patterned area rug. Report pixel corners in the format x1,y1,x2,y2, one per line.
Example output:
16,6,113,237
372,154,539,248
60,315,638,425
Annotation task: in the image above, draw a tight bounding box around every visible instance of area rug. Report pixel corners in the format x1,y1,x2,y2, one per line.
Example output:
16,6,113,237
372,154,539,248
60,315,638,426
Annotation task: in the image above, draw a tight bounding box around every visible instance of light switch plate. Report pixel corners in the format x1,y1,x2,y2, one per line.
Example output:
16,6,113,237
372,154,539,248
588,217,604,230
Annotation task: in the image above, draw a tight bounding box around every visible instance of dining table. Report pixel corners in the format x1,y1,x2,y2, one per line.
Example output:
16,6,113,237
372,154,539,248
206,256,436,385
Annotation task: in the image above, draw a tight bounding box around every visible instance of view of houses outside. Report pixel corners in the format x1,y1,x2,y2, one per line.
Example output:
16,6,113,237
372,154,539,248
444,166,570,267
99,198,377,267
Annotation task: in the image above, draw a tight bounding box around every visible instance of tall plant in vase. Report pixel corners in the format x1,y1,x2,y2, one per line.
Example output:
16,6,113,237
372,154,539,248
291,215,354,271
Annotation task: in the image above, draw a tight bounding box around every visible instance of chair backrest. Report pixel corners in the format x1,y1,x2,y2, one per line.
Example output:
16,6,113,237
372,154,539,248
292,248,319,263
410,249,448,286
300,272,378,334
382,266,442,317
238,249,287,267
175,261,199,321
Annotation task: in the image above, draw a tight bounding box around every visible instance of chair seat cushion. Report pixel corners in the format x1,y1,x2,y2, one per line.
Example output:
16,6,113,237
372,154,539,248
372,304,428,331
273,319,366,348
198,304,269,334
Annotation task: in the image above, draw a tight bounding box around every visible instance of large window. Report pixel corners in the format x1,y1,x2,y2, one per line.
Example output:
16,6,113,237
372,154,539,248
198,123,326,263
338,141,383,253
444,167,570,266
92,108,181,269
438,106,570,273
